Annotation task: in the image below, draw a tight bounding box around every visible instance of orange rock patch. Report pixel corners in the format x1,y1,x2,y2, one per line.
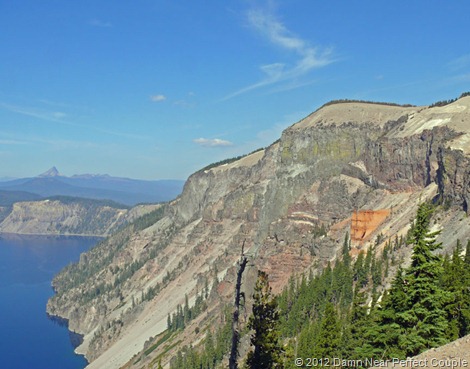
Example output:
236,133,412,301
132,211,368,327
350,209,390,243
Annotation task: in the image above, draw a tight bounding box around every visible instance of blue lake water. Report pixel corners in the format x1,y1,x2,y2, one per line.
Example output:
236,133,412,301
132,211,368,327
0,234,99,369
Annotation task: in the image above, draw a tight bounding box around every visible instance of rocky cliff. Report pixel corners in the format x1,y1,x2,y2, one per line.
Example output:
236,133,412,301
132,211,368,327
0,198,160,236
47,96,470,369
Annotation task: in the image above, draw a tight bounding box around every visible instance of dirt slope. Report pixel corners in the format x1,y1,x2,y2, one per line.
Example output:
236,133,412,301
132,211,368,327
371,335,470,369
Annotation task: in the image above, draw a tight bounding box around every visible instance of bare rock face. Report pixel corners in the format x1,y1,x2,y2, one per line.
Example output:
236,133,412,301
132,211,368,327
47,97,470,369
437,147,470,212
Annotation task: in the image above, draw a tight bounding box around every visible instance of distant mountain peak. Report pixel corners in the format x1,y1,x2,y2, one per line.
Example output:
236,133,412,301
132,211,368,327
38,167,61,177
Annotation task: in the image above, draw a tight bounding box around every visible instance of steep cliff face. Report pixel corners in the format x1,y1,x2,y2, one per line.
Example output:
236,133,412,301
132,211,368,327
437,147,470,212
47,97,470,369
0,199,159,236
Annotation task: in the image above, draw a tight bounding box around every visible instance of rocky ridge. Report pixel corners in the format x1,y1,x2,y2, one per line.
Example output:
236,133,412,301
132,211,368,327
0,199,160,236
47,96,470,369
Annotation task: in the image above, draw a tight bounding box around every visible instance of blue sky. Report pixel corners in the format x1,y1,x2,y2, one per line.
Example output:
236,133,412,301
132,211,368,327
1,1,469,180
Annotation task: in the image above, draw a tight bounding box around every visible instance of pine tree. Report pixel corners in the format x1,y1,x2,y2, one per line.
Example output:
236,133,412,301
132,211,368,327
184,293,191,323
204,330,216,369
364,245,373,283
245,271,283,369
443,240,470,339
465,240,470,266
315,302,341,359
342,232,352,268
296,322,316,361
461,243,470,337
371,203,452,358
167,313,172,331
367,267,408,359
348,288,374,360
353,251,367,287
402,202,451,355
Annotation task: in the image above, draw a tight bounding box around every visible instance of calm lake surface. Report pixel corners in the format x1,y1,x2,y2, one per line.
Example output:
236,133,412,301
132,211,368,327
0,234,99,369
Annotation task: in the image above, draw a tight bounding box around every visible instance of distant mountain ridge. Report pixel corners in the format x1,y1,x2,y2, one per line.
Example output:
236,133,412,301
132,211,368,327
0,168,185,206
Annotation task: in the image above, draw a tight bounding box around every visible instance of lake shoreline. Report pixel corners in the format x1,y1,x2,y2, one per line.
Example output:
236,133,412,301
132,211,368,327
46,313,86,349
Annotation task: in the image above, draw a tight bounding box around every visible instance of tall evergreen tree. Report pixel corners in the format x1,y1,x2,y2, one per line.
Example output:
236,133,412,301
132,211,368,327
403,202,451,355
315,302,341,359
245,271,283,369
443,240,470,339
465,240,470,269
342,232,352,268
371,203,452,358
204,330,216,369
367,267,408,359
353,251,368,287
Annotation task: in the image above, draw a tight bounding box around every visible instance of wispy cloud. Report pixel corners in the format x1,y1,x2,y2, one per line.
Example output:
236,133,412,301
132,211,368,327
447,73,470,84
90,19,112,28
173,92,197,108
0,139,27,145
37,99,72,108
173,100,196,108
193,138,233,147
150,94,167,102
0,102,150,140
223,8,334,100
0,130,99,150
447,54,470,71
0,102,76,126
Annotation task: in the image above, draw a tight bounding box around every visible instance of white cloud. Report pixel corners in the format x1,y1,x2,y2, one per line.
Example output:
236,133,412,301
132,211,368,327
150,94,167,102
193,138,233,147
90,19,112,28
223,8,334,100
173,100,195,108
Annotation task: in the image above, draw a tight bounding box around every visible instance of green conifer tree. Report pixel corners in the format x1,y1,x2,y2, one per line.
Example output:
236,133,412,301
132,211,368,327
402,202,451,355
316,302,341,359
353,251,368,287
465,240,470,266
443,240,470,338
371,203,452,358
245,271,283,369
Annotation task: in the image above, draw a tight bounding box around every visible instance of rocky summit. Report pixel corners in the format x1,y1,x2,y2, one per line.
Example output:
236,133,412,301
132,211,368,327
38,166,61,177
47,96,470,369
